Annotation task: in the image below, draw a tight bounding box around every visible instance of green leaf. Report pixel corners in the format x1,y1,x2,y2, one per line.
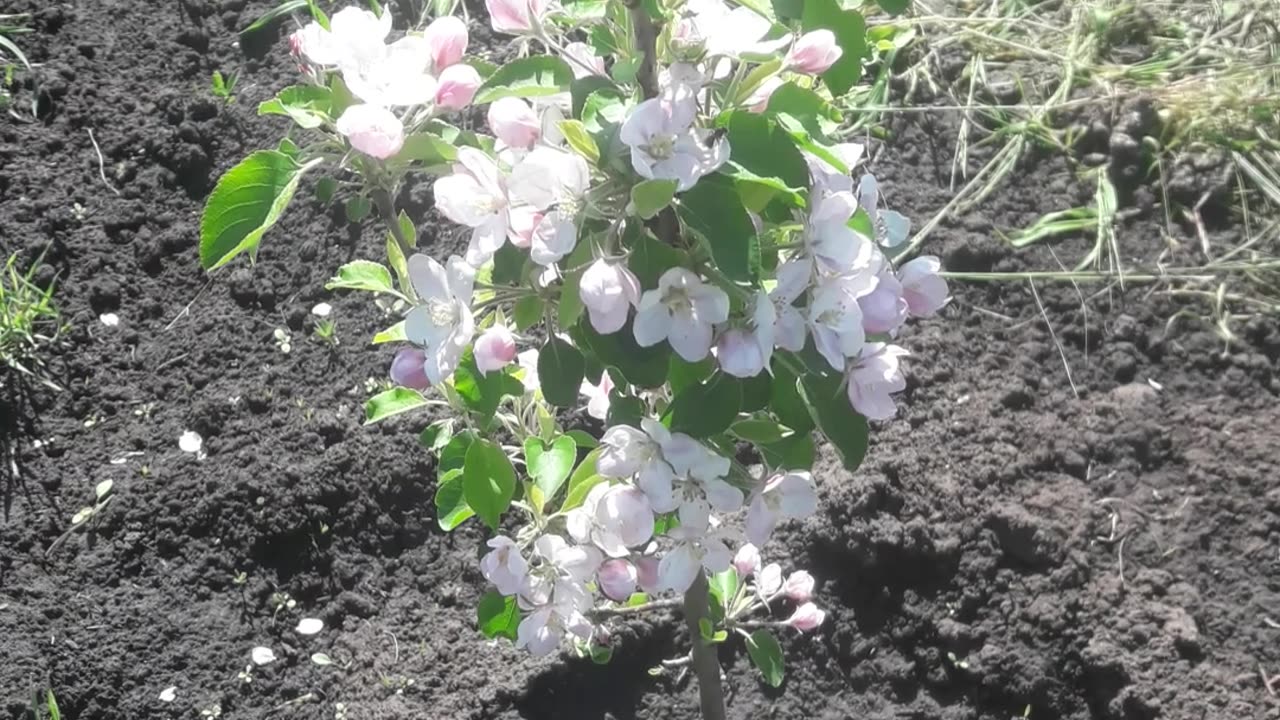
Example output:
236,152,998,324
679,175,760,283
764,83,842,142
525,435,576,509
257,85,332,129
625,228,685,290
665,373,742,438
434,468,474,530
453,350,525,424
771,0,803,21
574,320,670,388
372,321,405,344
537,336,585,407
474,55,574,104
571,75,618,118
345,195,372,223
878,0,910,15
799,373,869,472
477,590,519,640
760,432,816,470
668,356,713,395
567,430,598,448
722,110,808,192
735,372,772,412
364,387,428,424
801,0,868,96
560,120,601,165
419,419,455,452
606,390,646,427
589,644,613,664
720,162,806,212
708,568,738,611
315,176,338,205
769,358,816,433
746,629,785,687
630,179,679,219
396,132,458,167
513,295,544,331
562,472,606,513
463,439,517,530
325,260,395,294
730,418,792,444
199,151,322,270
440,430,477,473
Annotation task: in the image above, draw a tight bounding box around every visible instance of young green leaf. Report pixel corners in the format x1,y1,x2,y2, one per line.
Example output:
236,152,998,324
707,568,738,611
364,387,428,424
345,195,372,223
463,439,517,530
513,295,544,331
559,119,601,164
440,430,477,473
325,260,396,294
476,590,519,640
746,629,785,687
474,56,574,104
799,373,869,471
453,354,525,426
434,468,474,530
537,336,585,407
764,83,842,142
760,432,816,470
561,447,606,512
630,179,679,219
525,435,576,508
240,0,309,37
395,132,459,167
199,152,322,270
419,419,455,453
665,373,742,438
729,417,793,444
566,429,599,448
258,85,333,129
372,321,406,344
574,319,670,388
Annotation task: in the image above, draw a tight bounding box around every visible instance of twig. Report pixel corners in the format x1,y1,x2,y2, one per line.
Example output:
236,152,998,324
164,278,215,331
589,598,681,618
86,128,120,197
1028,279,1079,399
1261,665,1277,697
682,573,726,720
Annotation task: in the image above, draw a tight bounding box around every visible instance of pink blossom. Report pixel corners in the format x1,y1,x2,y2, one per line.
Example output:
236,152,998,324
434,64,482,110
783,570,814,603
745,471,818,547
859,265,908,334
488,97,542,150
423,15,468,71
845,342,909,420
784,30,843,75
787,602,826,632
898,256,949,317
635,555,661,594
335,104,404,159
474,326,517,375
597,558,638,601
389,348,430,390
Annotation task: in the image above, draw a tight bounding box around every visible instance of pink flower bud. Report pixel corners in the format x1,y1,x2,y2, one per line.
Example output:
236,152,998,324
597,558,638,601
859,269,907,334
757,562,783,596
423,15,468,71
487,97,541,150
580,259,641,334
787,602,826,632
288,29,304,57
784,30,843,75
783,570,814,603
434,64,482,110
733,544,760,577
335,104,405,160
474,326,517,375
389,348,431,390
634,555,661,594
746,76,783,113
715,327,765,378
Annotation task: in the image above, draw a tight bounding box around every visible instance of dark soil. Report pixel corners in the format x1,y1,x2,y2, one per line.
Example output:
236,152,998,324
2,1,1278,719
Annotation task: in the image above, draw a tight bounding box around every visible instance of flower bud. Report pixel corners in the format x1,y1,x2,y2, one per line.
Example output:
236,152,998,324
757,562,783,596
486,0,550,35
423,15,468,71
787,602,826,632
898,256,949,318
389,348,431,390
715,327,765,378
474,326,517,375
597,558,638,601
434,64,482,110
783,570,814,603
733,544,760,577
580,259,641,334
784,30,843,75
336,104,405,159
487,97,541,150
746,76,783,113
634,555,661,594
288,28,305,57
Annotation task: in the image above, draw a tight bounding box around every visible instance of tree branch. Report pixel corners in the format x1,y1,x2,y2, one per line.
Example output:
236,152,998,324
683,573,727,720
624,0,661,100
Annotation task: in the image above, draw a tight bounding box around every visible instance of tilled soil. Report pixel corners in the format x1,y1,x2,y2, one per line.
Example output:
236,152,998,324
1,1,1277,719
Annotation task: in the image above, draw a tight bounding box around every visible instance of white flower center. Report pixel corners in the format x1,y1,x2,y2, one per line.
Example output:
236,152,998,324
662,286,692,313
646,134,677,160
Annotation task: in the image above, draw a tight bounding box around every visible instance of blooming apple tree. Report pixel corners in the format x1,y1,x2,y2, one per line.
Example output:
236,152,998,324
198,0,940,714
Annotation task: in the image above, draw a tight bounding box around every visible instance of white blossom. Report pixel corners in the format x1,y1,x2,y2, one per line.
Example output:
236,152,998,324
508,147,590,265
480,536,528,596
898,256,949,317
433,148,514,266
745,471,818,546
620,86,728,191
633,268,730,362
714,290,775,378
846,342,910,420
404,254,475,384
805,190,875,274
808,272,876,371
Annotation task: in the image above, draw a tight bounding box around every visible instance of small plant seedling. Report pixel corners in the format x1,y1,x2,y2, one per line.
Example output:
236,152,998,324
313,317,339,346
45,479,115,556
210,70,239,103
0,14,34,117
0,253,66,390
273,327,293,353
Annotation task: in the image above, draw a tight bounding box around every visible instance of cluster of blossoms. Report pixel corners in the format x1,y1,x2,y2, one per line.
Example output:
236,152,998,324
211,0,941,684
